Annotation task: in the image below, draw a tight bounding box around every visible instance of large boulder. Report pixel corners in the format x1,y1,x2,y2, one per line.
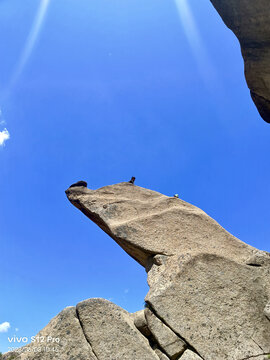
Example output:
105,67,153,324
65,182,270,360
3,307,97,360
76,298,159,360
65,182,260,269
146,253,270,360
209,0,270,123
7,182,270,360
4,299,160,360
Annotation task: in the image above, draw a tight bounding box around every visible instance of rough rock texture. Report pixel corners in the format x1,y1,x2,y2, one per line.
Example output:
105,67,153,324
133,309,152,337
209,0,270,123
180,350,203,360
65,182,270,360
264,301,270,320
3,307,97,360
145,308,186,359
154,348,170,360
8,182,270,360
4,299,161,360
76,298,159,360
146,253,270,360
65,182,259,269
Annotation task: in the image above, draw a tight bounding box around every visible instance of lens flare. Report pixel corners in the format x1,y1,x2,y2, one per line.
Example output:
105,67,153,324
174,0,216,86
4,0,50,100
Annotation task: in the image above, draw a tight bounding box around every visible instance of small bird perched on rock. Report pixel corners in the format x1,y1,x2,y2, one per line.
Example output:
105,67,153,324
174,194,179,198
129,176,136,184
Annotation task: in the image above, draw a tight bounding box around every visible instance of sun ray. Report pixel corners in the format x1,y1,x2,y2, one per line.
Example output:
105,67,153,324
174,0,216,86
3,0,50,101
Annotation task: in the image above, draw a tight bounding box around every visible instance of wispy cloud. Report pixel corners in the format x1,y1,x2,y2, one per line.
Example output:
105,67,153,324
0,322,11,333
0,129,10,146
174,0,216,86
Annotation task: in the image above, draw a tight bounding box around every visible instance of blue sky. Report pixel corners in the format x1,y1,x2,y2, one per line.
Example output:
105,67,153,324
0,0,269,353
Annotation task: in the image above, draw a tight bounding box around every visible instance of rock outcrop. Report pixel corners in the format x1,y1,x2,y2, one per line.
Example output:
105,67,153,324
76,298,159,360
3,306,98,360
65,182,270,360
209,0,270,123
5,182,270,360
144,308,187,359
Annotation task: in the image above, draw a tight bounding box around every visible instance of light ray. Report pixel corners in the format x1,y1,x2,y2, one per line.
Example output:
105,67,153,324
3,0,50,100
174,0,216,86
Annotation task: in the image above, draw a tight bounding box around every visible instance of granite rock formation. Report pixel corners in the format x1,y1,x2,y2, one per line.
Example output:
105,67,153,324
210,0,270,123
5,182,270,360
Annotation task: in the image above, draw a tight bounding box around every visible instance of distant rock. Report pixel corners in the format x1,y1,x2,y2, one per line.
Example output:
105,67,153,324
210,0,270,123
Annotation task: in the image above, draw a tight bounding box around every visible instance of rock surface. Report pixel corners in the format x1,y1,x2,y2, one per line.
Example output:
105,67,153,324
65,182,258,269
144,308,186,359
180,350,203,360
264,301,270,320
65,182,270,360
76,298,159,360
6,182,270,360
209,0,270,123
133,309,152,337
153,348,170,360
3,307,97,360
146,253,270,360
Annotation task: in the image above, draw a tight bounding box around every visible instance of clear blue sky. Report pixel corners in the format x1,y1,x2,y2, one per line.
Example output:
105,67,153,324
0,0,269,353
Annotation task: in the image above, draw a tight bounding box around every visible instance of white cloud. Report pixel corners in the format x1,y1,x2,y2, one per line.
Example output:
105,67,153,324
0,128,10,146
0,322,11,333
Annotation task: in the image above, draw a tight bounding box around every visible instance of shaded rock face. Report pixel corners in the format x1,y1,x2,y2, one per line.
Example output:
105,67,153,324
7,183,270,360
209,0,270,123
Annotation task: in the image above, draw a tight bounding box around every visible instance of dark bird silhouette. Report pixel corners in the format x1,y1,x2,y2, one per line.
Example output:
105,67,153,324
129,176,136,184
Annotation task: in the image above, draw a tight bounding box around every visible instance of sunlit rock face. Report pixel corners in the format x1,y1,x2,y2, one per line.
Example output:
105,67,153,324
65,182,270,360
6,182,270,360
65,182,258,269
210,0,270,123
